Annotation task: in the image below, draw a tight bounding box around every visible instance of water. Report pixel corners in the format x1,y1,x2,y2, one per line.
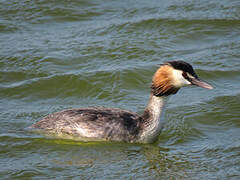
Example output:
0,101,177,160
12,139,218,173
0,0,240,179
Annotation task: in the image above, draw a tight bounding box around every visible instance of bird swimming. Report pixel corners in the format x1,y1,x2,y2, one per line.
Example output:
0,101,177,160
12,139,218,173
31,61,213,143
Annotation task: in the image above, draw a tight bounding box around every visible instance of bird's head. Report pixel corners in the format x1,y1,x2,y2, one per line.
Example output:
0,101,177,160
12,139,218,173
151,61,213,96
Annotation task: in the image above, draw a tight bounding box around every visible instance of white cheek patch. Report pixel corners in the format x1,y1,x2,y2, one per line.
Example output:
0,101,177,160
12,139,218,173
172,69,191,87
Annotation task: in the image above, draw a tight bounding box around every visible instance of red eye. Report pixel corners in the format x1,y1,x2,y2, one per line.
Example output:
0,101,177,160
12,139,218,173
182,72,187,78
182,72,192,82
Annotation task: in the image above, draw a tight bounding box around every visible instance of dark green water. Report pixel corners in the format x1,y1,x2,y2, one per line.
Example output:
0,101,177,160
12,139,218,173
1,0,240,179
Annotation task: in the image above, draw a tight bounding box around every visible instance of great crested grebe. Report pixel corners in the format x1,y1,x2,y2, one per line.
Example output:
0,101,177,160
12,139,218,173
31,61,213,143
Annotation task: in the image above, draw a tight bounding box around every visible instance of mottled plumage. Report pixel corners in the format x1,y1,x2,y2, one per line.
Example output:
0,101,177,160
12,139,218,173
32,107,143,142
31,61,213,143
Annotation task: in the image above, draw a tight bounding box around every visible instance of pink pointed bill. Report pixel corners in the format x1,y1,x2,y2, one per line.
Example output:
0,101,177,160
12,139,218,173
191,78,213,89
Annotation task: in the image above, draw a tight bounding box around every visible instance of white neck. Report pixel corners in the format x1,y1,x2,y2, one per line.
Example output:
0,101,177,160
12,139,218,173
139,94,169,143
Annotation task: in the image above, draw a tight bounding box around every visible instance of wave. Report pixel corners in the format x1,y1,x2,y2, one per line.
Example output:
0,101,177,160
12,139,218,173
159,93,240,146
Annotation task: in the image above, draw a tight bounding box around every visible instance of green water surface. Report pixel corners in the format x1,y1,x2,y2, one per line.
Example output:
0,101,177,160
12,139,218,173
1,0,240,179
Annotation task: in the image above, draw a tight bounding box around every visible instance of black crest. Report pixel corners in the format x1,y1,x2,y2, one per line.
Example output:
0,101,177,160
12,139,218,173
165,61,198,78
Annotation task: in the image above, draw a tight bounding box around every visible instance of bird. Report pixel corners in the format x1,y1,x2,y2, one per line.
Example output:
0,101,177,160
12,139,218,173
31,61,213,143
